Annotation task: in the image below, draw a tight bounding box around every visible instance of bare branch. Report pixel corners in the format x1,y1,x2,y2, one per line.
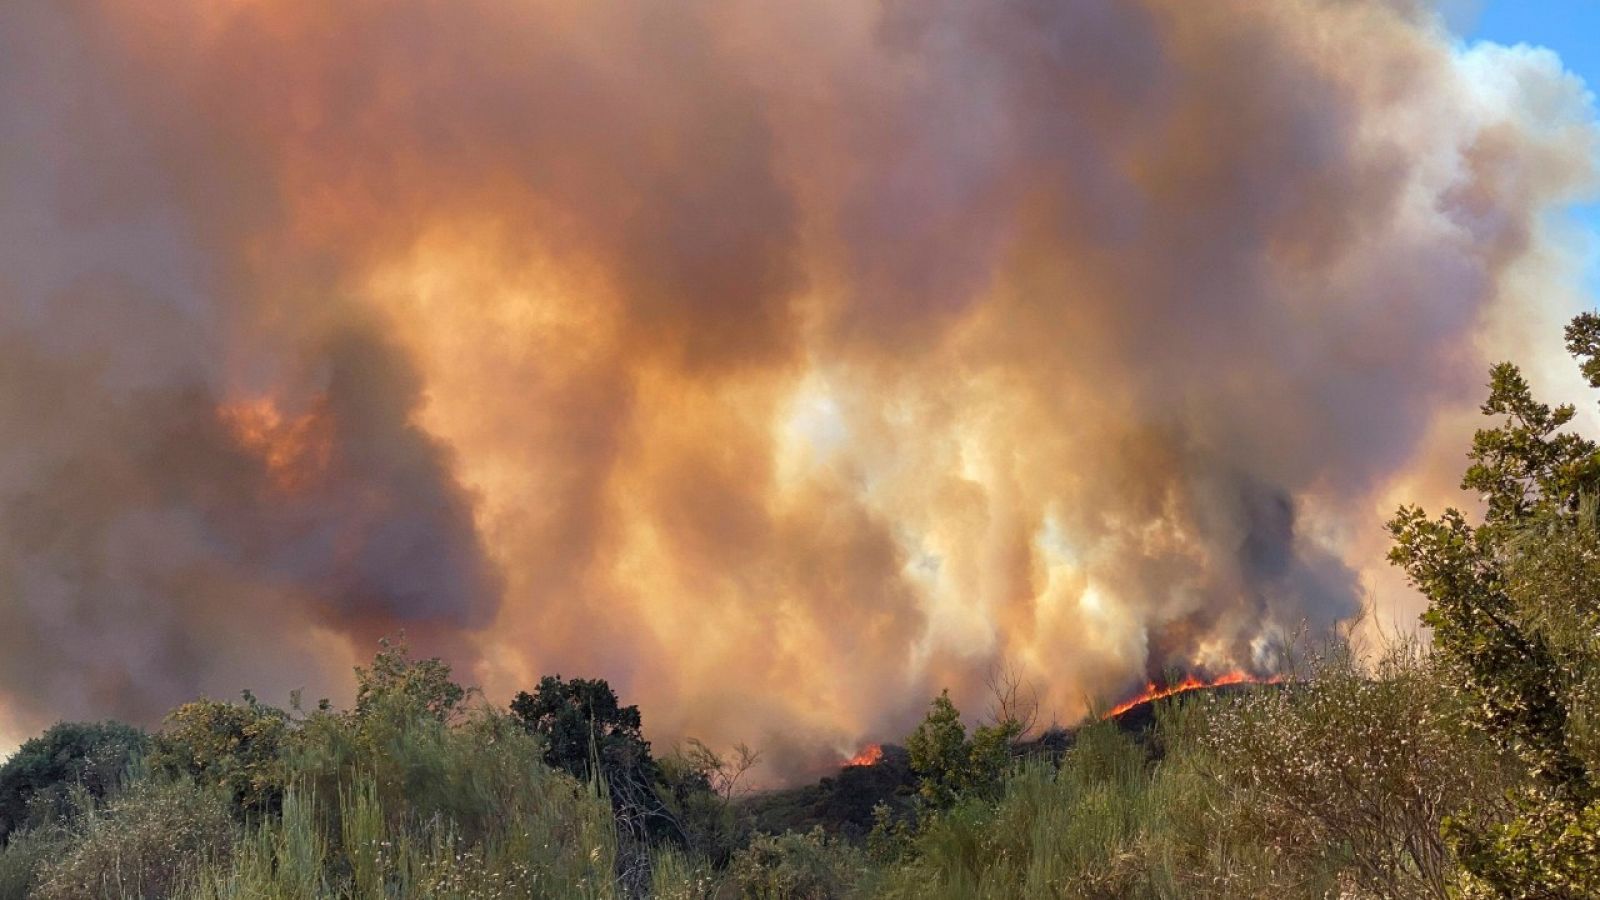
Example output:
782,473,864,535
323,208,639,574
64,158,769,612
984,658,1039,738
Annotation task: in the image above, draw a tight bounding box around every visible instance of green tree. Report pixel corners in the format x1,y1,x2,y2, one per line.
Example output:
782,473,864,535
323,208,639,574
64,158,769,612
904,690,1020,810
0,722,146,844
510,675,655,785
1388,312,1600,896
509,675,671,849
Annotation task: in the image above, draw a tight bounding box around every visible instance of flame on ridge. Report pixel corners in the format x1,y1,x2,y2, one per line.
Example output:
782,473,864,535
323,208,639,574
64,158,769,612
844,743,884,768
1103,671,1281,719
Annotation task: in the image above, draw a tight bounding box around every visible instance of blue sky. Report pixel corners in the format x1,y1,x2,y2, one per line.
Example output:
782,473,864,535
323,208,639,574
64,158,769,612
1456,0,1600,297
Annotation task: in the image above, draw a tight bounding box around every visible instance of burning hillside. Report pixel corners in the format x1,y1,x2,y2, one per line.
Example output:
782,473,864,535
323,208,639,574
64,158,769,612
1104,672,1285,720
844,744,886,769
0,0,1595,774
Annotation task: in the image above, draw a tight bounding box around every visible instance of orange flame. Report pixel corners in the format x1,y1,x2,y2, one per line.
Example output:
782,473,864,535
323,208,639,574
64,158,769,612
1103,671,1280,719
844,743,884,767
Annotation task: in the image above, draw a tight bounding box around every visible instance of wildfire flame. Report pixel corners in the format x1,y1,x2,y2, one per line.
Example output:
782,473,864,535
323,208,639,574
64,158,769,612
1103,671,1281,719
844,743,884,768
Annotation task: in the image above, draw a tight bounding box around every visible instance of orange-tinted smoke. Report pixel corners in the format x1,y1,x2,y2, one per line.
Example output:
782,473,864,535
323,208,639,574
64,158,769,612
0,0,1594,775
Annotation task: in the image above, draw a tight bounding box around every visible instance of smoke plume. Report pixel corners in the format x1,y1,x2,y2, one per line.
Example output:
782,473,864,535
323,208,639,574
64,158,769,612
0,0,1595,776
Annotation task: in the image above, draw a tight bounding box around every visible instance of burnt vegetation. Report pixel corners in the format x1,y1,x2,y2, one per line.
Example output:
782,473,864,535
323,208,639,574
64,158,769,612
5,318,1600,898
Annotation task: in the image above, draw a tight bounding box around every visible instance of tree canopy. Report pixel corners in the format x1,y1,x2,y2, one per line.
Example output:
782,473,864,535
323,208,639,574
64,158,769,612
0,721,146,845
510,675,656,785
1388,312,1600,896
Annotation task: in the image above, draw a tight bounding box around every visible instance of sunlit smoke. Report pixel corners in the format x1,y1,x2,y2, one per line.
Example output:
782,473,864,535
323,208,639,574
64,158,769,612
0,0,1595,779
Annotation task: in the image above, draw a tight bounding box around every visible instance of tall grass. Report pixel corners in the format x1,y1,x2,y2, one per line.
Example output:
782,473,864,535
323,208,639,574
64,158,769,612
647,847,716,900
871,722,1176,899
32,779,234,900
0,824,73,900
180,707,620,899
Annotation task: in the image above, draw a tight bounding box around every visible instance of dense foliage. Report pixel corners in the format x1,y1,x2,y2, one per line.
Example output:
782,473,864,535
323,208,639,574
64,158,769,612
903,691,1019,810
1387,313,1600,897
0,721,146,845
5,317,1600,897
511,676,655,785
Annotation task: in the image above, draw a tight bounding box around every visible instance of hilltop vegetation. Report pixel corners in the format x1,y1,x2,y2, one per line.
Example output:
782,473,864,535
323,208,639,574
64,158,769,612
4,317,1600,898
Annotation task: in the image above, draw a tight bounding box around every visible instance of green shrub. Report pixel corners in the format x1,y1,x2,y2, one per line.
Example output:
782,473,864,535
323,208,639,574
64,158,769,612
148,695,289,813
185,711,619,898
0,823,74,900
354,638,467,722
0,721,146,843
659,739,763,867
875,725,1157,899
649,846,717,900
33,779,232,900
1188,642,1510,898
726,828,866,899
904,690,1020,810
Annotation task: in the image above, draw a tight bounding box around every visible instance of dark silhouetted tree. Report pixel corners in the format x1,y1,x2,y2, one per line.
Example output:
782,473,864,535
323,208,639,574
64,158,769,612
510,675,656,784
509,675,673,856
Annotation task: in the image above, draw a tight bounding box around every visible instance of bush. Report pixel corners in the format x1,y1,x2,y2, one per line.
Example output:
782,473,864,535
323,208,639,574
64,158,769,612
33,779,232,900
649,846,717,900
186,705,620,898
185,769,618,899
354,637,466,722
148,696,289,813
725,828,867,899
864,677,1503,899
904,691,1020,810
875,725,1158,898
1197,641,1513,897
0,721,146,843
658,739,763,866
0,824,74,900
